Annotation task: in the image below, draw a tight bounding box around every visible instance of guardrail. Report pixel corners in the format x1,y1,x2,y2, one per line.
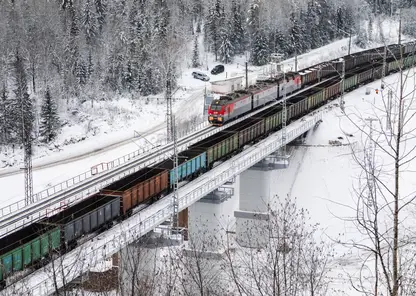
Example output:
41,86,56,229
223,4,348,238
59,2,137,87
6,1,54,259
0,111,322,296
0,120,209,219
0,78,332,240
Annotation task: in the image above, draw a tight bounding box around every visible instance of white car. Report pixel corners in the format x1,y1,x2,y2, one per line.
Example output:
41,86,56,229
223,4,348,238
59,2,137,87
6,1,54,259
192,71,210,81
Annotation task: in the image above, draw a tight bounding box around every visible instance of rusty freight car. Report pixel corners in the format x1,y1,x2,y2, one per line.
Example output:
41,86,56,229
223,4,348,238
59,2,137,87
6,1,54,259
101,167,169,217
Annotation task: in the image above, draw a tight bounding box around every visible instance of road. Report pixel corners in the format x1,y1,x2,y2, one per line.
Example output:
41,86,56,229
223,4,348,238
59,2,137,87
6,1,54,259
0,90,205,178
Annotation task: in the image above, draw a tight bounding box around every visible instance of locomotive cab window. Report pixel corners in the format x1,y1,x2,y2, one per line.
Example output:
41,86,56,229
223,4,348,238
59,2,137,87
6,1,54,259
210,104,222,111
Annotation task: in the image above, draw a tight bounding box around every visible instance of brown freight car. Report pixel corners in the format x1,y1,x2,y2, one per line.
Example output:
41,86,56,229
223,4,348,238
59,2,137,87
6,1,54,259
101,167,169,217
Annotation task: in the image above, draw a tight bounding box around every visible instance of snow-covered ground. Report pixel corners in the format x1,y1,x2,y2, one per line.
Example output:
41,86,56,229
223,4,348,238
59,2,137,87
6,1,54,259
272,65,416,294
0,19,411,213
62,65,416,295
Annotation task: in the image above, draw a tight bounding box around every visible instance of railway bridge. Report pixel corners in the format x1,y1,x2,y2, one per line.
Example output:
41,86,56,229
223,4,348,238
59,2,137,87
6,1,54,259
0,106,323,295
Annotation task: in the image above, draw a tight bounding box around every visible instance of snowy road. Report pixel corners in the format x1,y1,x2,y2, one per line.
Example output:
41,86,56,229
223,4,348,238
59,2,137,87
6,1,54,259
0,26,409,209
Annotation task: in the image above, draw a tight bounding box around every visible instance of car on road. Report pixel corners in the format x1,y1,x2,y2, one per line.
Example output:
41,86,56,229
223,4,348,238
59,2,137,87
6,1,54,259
192,71,210,81
211,65,224,75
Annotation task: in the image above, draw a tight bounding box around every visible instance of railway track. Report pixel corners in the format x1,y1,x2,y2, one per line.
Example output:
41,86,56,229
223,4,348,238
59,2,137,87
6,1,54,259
0,77,334,239
0,46,406,239
0,45,407,239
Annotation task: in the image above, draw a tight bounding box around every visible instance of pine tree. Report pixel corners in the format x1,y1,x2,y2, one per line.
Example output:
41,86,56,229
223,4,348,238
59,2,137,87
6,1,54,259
192,35,200,68
94,0,107,33
219,25,234,64
196,21,201,33
12,52,34,145
0,84,9,143
231,0,245,54
76,60,87,85
154,0,170,44
39,87,60,143
87,50,94,80
250,31,269,66
205,0,222,61
83,0,97,45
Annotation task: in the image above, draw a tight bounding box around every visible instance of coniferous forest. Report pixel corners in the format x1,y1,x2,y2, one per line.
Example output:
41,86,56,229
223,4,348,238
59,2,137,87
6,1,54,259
0,0,415,147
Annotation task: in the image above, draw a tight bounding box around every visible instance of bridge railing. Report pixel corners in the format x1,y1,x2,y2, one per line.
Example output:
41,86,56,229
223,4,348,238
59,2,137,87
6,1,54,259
2,111,323,296
0,120,208,220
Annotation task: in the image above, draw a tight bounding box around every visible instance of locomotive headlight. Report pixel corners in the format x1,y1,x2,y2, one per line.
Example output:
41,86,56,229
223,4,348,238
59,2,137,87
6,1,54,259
218,117,223,121
209,116,214,121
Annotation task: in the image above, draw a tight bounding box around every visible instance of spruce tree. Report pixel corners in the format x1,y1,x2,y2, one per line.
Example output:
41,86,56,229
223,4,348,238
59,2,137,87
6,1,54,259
0,84,9,143
40,87,60,143
206,0,222,61
83,0,97,46
192,35,200,68
94,0,107,33
250,31,269,66
231,0,245,54
87,50,94,81
12,52,34,145
219,25,234,64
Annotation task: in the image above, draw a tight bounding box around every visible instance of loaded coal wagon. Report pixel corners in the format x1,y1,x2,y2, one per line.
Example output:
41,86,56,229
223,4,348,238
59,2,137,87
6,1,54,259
101,167,169,217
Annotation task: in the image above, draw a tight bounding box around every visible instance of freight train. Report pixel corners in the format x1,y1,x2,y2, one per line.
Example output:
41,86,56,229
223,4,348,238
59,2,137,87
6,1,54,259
208,42,416,126
1,41,415,289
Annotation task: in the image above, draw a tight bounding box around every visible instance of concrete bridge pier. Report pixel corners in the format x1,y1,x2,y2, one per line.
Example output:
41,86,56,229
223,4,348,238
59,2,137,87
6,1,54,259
186,174,239,254
118,231,181,295
178,175,239,294
234,157,285,249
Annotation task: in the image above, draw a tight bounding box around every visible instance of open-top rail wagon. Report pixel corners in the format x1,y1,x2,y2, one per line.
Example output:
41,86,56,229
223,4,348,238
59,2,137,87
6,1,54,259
101,167,168,217
2,40,416,291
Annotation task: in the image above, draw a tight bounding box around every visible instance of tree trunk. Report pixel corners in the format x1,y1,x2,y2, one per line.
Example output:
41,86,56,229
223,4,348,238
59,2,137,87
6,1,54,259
392,46,404,296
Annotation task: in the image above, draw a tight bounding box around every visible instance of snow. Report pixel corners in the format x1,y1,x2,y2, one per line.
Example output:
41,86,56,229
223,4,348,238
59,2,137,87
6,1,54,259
3,65,416,296
0,17,411,211
0,102,322,295
271,67,416,294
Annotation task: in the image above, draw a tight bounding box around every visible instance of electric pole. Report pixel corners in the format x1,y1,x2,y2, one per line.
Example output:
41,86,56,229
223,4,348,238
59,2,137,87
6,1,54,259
294,49,298,72
365,117,377,206
381,44,387,90
348,31,352,56
340,58,345,112
23,109,33,205
281,70,287,157
171,115,179,231
166,64,173,142
15,52,34,206
387,89,393,131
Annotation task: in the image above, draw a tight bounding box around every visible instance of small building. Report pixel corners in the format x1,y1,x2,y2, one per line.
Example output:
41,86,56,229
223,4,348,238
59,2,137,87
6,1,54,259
210,76,244,94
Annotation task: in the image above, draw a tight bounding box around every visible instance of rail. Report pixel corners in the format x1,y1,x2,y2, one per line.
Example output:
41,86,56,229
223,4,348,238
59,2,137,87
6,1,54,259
0,120,208,218
0,77,333,239
0,111,322,296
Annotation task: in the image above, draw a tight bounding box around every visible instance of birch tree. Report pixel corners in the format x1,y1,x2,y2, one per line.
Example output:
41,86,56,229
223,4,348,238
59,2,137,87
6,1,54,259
341,47,416,295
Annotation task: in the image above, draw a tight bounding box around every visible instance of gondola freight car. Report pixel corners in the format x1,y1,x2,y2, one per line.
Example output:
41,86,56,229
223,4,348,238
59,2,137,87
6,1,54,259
2,40,416,291
0,224,60,288
101,167,169,217
39,195,121,250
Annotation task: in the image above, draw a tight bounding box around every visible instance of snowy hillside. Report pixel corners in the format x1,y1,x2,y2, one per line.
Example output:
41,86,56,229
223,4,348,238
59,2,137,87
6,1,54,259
0,18,409,171
272,66,416,294
0,18,412,210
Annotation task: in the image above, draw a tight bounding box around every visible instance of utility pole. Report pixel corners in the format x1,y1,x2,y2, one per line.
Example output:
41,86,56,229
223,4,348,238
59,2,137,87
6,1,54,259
348,31,352,56
22,112,33,205
171,115,179,231
245,61,248,89
281,70,287,157
365,117,377,205
387,89,393,131
340,58,345,112
166,64,173,142
294,49,298,72
381,44,387,89
398,8,402,46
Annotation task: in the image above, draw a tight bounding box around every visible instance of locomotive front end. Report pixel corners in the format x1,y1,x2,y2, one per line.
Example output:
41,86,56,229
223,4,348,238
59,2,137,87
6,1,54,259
208,100,225,126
